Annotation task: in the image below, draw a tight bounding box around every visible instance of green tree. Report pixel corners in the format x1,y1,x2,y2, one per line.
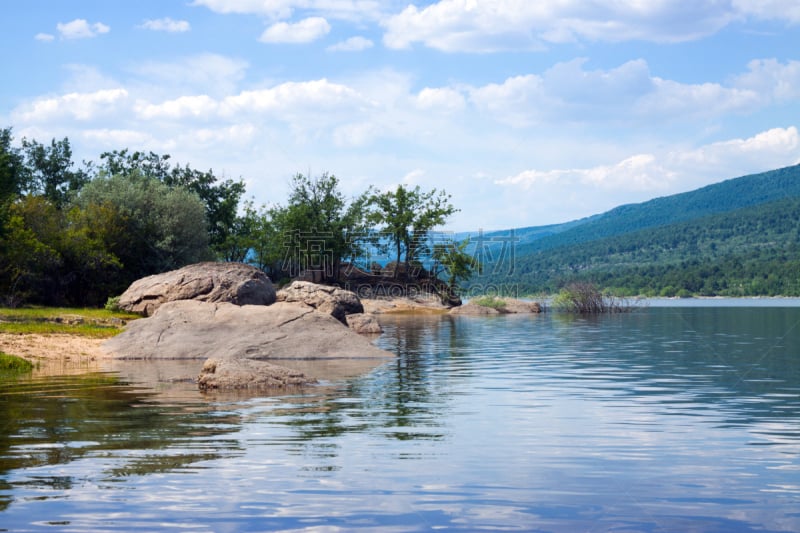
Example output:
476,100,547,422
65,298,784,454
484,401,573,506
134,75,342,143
96,149,246,258
272,173,370,283
432,237,481,296
368,185,458,278
21,136,90,208
73,172,211,285
0,127,25,202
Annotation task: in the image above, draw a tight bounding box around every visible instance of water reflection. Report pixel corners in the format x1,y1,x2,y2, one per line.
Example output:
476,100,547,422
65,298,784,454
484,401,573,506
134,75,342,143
0,306,799,531
0,373,243,511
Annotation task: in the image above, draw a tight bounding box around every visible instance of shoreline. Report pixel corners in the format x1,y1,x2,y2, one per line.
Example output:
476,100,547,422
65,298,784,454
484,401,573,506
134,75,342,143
0,333,110,376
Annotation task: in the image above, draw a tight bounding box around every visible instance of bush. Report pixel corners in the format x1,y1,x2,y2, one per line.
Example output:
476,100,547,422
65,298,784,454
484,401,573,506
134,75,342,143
553,282,635,314
471,295,507,310
104,295,121,312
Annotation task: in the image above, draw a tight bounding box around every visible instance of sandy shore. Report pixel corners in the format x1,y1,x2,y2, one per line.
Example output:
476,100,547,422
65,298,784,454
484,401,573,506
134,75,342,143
0,333,111,376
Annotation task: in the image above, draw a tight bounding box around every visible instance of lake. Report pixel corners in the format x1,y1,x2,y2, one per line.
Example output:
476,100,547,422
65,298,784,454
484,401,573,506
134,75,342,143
1,303,799,532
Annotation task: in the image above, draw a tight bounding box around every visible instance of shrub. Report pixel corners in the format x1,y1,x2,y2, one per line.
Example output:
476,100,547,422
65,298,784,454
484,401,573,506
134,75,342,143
471,295,507,310
553,282,635,314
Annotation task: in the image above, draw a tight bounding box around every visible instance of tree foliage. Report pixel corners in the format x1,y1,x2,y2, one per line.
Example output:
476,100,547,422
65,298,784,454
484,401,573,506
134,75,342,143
73,172,210,285
271,173,370,282
367,185,457,278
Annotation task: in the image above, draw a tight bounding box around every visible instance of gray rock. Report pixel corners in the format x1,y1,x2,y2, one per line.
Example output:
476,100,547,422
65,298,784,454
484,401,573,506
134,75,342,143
449,303,501,315
276,281,363,324
102,300,393,390
346,313,383,334
118,262,276,316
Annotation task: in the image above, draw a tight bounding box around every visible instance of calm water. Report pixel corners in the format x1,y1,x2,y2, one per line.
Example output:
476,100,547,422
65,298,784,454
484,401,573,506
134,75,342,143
1,305,799,532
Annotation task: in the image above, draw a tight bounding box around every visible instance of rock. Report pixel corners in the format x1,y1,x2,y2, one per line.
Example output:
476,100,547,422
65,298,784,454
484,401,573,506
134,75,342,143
118,262,276,316
197,358,310,391
449,298,542,315
360,295,452,314
102,300,393,390
276,281,363,324
346,313,383,334
449,303,501,315
501,299,542,314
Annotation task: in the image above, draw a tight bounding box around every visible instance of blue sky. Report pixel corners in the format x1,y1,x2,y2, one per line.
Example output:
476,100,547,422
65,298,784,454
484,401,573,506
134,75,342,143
2,1,800,230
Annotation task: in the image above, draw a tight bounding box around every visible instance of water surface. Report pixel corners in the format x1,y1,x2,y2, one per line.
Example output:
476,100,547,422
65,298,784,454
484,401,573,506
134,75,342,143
1,305,799,531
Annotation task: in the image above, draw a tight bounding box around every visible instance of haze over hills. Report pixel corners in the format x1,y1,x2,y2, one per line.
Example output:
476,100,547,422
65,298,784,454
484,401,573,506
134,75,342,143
468,164,800,297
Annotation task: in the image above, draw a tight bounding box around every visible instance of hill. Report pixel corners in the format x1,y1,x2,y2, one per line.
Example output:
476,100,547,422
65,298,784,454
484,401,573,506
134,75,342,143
469,164,800,296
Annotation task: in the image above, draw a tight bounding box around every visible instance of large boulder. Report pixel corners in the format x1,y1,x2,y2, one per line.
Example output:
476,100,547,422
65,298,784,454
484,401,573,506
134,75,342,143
118,262,276,316
276,281,363,324
102,300,393,390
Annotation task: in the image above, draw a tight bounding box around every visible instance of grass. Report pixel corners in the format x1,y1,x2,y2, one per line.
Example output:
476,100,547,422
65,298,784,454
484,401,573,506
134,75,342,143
0,352,35,373
0,306,139,338
471,296,508,310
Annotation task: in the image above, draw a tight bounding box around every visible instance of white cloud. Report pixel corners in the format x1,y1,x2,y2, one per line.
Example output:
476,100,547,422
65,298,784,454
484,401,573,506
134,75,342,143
733,0,800,22
136,95,218,120
467,57,776,128
327,36,373,52
381,0,800,52
220,79,367,116
191,0,385,22
12,89,129,123
415,87,466,113
35,33,55,42
259,16,331,43
734,59,800,102
139,18,191,33
498,127,800,194
497,154,675,192
56,19,110,40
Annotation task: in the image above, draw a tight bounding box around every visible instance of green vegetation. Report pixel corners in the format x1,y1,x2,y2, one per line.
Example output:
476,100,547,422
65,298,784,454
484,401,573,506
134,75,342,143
552,282,634,314
0,352,34,374
1,126,469,308
470,296,507,309
0,307,138,338
472,165,800,297
368,185,458,278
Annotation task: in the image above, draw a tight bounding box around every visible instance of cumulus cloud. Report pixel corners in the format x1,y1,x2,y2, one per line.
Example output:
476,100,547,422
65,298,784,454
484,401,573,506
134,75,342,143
467,57,776,127
56,19,110,40
139,18,191,32
35,33,55,42
733,59,800,102
415,87,466,113
497,127,800,194
259,17,331,43
381,0,800,52
327,36,373,52
12,89,129,123
497,154,675,192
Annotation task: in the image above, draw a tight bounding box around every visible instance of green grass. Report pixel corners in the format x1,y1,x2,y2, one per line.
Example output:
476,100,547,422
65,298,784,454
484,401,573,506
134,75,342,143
0,352,34,373
0,306,139,338
471,296,508,309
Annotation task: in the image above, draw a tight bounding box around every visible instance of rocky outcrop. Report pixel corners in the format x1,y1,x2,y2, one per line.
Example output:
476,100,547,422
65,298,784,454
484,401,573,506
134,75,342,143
450,298,542,315
102,300,393,390
276,281,363,324
118,262,276,316
346,313,383,334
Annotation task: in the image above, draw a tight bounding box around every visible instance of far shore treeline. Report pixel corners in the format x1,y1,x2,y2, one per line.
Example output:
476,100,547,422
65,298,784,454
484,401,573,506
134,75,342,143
0,127,475,308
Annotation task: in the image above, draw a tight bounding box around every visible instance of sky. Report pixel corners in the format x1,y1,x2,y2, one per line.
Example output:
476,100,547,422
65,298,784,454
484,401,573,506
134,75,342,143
2,1,800,231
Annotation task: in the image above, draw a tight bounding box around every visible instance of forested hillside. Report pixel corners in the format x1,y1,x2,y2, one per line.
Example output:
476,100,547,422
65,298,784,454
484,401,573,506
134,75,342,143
471,165,800,297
